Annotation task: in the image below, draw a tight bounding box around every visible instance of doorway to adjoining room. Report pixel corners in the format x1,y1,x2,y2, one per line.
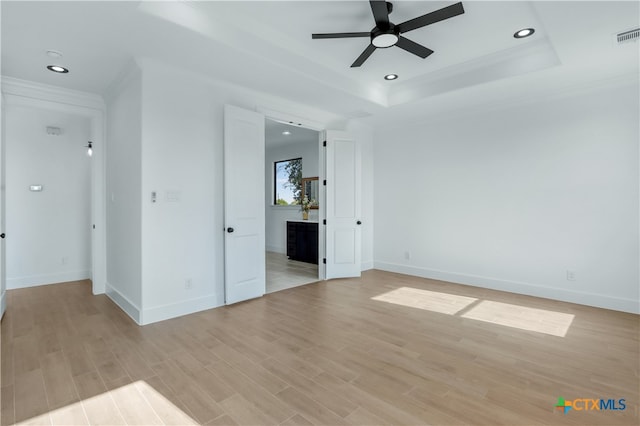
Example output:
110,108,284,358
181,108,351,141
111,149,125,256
264,118,320,293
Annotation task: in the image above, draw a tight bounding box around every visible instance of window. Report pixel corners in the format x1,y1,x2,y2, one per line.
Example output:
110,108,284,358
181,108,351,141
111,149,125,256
274,158,302,205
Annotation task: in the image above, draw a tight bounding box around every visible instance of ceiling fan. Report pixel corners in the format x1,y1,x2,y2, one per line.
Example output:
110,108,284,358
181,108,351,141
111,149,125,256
312,1,465,68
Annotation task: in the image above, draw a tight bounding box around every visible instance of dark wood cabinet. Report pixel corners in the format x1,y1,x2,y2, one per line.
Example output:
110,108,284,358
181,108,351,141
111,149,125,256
287,221,318,264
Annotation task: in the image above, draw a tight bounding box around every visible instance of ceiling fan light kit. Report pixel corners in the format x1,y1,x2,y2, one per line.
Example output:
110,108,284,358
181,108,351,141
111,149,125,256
312,1,465,68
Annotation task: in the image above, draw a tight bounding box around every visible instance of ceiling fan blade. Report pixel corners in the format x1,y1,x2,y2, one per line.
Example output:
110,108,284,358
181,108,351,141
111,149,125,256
395,36,434,59
369,1,390,29
312,32,371,39
351,44,377,67
397,2,465,33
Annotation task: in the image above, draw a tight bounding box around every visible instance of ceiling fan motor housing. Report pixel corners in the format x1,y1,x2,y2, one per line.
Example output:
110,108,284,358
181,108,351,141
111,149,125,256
371,26,399,48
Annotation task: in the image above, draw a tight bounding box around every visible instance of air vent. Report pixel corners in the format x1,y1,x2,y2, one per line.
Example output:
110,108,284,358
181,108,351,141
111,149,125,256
617,28,640,44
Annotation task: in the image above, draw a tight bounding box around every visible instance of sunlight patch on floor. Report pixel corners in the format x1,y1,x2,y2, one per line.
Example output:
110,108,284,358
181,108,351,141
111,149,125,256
18,380,198,426
461,300,575,337
371,287,575,337
371,286,478,315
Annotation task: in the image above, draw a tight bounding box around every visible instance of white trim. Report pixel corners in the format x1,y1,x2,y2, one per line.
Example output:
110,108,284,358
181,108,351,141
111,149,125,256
7,270,92,289
0,291,5,320
105,282,141,325
1,77,104,111
361,260,374,271
258,106,326,132
266,245,285,254
141,294,221,325
382,71,640,132
374,261,640,314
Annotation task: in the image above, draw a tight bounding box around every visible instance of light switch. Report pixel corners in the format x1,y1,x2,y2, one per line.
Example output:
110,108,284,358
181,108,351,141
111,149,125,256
30,185,43,192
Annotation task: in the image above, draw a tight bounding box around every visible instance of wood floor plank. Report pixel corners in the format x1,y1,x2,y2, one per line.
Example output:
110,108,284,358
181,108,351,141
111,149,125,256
206,360,296,424
13,369,49,424
1,275,638,425
72,370,107,400
1,385,15,426
48,402,89,426
275,387,348,426
261,357,358,418
80,391,126,426
39,351,78,410
109,380,163,425
219,394,278,426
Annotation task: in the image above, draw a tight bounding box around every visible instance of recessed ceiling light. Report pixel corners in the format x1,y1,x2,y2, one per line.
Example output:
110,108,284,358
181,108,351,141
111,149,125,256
384,74,398,81
47,65,69,73
282,131,291,135
514,28,535,39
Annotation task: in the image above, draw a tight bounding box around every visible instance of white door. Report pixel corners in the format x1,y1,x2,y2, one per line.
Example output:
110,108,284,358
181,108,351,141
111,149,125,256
325,130,361,279
0,95,5,318
224,105,265,304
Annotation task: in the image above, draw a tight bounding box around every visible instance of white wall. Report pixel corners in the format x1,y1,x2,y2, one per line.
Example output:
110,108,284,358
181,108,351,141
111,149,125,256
140,65,220,324
105,65,143,320
373,81,639,313
101,58,375,324
5,105,92,288
265,140,319,253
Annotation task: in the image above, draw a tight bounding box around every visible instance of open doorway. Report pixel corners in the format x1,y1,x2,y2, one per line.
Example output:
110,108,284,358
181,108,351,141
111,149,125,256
264,118,320,293
4,105,92,290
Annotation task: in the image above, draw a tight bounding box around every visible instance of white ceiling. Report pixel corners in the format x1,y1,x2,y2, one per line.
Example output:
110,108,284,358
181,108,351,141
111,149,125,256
266,118,320,149
2,1,638,126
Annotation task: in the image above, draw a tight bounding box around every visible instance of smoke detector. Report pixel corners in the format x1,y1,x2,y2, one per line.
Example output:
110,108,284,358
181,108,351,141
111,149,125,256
46,49,63,58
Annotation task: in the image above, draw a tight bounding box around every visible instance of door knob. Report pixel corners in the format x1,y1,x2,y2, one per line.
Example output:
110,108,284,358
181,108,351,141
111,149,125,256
227,227,234,233
356,221,362,225
0,233,4,239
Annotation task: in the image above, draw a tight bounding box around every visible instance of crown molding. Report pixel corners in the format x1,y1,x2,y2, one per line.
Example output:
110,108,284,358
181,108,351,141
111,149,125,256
1,76,105,111
376,70,640,132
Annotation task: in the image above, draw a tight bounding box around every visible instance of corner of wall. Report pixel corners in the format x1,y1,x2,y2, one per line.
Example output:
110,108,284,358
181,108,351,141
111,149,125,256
103,58,143,105
140,295,221,326
0,290,6,320
374,261,640,315
105,281,142,325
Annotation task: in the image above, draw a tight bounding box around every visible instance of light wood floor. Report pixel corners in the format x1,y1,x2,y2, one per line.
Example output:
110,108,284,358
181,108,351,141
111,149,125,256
266,251,318,294
1,271,638,425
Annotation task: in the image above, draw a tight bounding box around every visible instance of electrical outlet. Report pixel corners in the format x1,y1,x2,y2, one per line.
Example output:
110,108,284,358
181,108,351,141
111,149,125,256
566,270,576,281
404,251,411,260
185,279,193,289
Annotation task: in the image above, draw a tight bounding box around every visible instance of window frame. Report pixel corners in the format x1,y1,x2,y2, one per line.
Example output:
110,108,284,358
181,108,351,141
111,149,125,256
273,157,302,206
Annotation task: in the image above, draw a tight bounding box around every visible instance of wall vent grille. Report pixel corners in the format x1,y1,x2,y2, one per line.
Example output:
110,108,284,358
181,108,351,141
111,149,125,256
617,28,640,44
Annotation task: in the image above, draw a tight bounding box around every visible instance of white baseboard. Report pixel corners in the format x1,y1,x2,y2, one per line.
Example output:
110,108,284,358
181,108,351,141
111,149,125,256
266,245,286,254
0,291,6,320
141,294,221,325
7,270,92,289
374,261,640,314
105,282,142,325
361,260,374,271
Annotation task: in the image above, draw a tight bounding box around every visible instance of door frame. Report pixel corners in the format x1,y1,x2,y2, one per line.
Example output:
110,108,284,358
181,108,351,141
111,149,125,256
257,106,328,280
1,78,107,295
